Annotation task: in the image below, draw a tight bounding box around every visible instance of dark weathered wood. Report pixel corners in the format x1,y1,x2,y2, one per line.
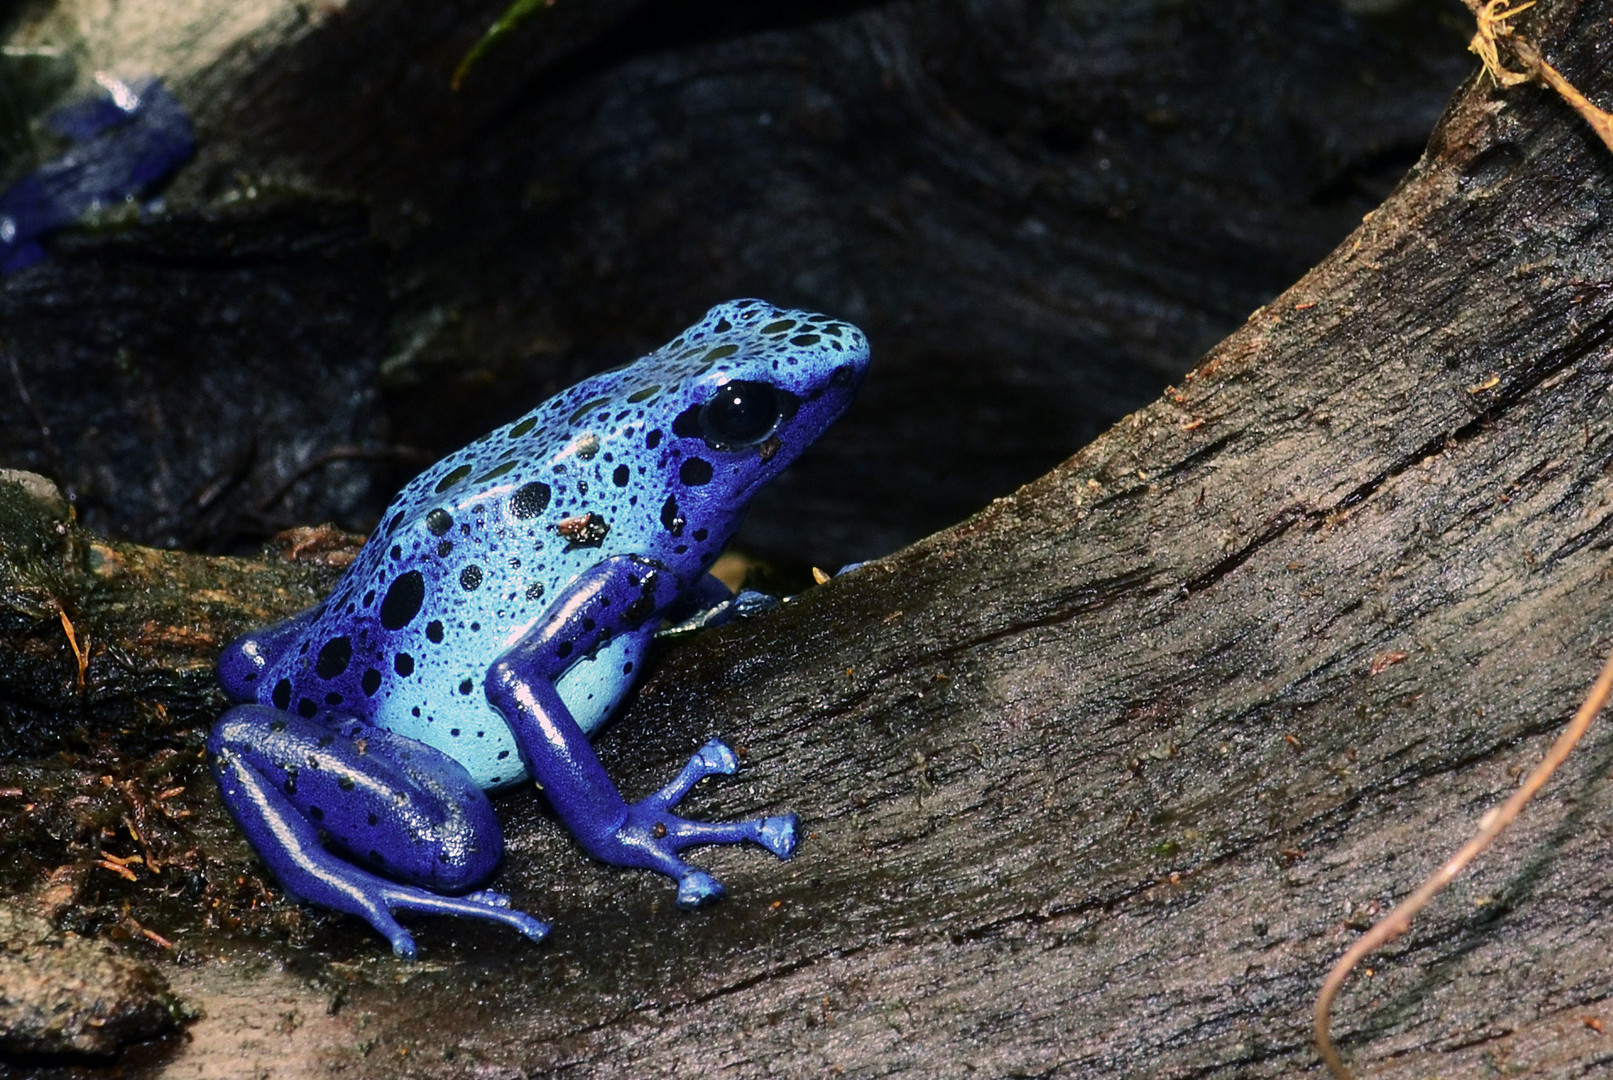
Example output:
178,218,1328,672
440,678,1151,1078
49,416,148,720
6,2,1613,1078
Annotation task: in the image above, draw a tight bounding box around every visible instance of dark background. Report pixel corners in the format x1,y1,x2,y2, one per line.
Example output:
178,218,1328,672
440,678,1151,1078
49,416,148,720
1,0,1473,564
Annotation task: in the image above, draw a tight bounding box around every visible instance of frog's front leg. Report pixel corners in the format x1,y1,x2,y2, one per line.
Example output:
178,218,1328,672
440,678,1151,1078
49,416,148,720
207,706,551,956
485,555,799,908
660,572,780,635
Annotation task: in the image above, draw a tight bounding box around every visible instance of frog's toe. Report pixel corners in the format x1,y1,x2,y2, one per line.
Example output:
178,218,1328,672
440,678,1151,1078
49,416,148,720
388,929,420,959
694,739,739,775
488,909,551,942
461,891,551,941
515,914,552,943
650,739,742,808
732,590,780,617
676,870,726,909
757,814,799,858
367,879,551,947
360,904,418,957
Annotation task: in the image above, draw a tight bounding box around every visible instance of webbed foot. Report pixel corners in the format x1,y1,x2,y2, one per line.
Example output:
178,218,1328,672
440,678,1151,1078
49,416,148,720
607,739,799,908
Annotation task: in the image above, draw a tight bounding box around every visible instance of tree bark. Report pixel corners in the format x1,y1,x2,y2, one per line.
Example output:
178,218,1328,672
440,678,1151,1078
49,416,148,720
6,1,1613,1078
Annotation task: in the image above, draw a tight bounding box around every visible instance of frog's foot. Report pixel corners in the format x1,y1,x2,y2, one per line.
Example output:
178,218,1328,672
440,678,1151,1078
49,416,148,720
255,805,552,957
659,576,782,634
731,589,781,618
609,740,799,908
343,877,552,958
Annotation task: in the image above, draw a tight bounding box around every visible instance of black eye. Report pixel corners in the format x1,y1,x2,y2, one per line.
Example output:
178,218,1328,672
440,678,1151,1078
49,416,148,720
700,380,781,448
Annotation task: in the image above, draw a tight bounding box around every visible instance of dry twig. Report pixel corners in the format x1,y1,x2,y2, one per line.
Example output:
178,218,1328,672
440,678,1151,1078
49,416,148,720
1314,644,1613,1079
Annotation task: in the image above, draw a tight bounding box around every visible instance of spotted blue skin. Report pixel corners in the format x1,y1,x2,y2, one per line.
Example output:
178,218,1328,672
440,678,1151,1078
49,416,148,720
209,299,868,956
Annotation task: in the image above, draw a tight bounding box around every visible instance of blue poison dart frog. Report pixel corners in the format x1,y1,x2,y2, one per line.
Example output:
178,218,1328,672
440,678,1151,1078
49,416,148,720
211,299,869,956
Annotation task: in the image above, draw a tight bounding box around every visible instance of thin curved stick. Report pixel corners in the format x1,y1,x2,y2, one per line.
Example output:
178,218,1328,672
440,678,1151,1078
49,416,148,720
1314,643,1613,1080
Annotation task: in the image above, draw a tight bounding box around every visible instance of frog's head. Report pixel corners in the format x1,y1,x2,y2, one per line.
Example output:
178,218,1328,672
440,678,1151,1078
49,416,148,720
636,298,869,538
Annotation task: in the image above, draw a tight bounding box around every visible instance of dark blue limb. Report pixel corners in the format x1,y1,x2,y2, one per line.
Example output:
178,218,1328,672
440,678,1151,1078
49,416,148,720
485,556,799,908
660,574,780,634
208,704,549,956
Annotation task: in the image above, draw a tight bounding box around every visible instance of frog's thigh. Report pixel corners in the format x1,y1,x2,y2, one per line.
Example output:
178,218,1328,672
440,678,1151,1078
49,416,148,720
552,629,655,737
209,705,503,893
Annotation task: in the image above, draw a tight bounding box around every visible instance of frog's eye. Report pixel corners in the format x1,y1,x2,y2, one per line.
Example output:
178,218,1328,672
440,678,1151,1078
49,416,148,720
699,380,782,449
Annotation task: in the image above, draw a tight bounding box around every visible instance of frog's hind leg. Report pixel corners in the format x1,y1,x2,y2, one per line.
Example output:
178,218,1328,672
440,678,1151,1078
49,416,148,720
207,704,549,956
